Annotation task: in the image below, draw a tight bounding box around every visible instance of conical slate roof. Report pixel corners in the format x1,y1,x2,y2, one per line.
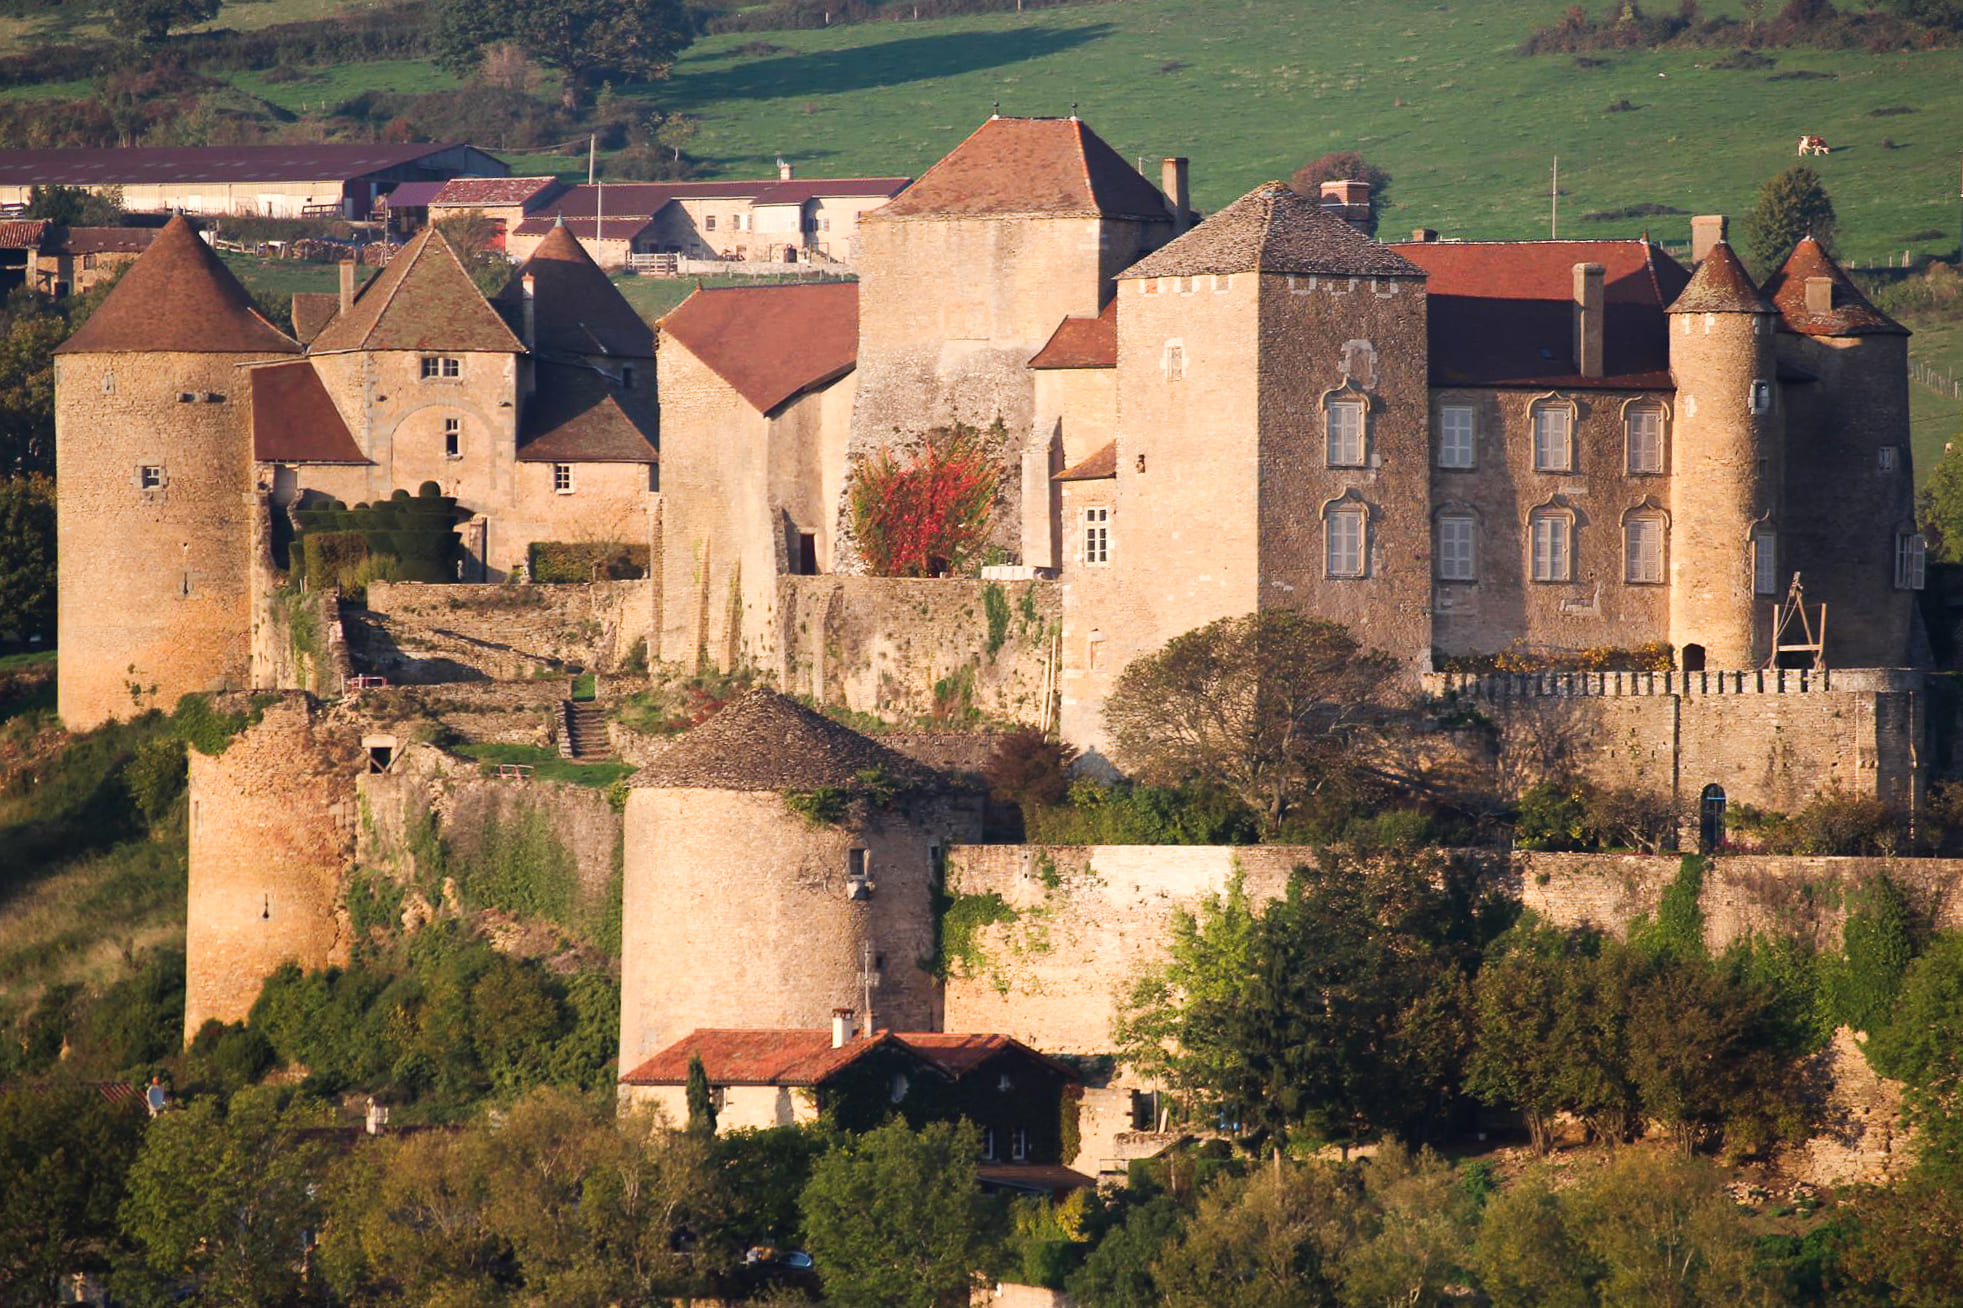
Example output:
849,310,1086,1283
308,226,524,354
56,215,298,356
1121,182,1425,281
1762,236,1907,337
1666,241,1773,315
874,117,1173,222
630,688,936,792
497,223,656,358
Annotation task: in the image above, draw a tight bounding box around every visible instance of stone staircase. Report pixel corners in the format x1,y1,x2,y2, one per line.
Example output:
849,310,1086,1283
559,700,613,761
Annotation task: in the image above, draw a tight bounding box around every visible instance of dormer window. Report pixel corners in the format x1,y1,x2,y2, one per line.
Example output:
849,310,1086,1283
421,356,461,380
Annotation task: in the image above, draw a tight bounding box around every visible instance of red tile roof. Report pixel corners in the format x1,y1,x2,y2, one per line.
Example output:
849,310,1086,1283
517,362,658,463
1029,297,1117,369
308,226,523,355
0,219,49,248
250,360,369,464
56,215,299,356
659,281,857,414
1763,235,1907,337
1667,241,1773,315
1054,441,1117,481
619,1028,1074,1088
1389,237,1691,389
876,117,1173,221
0,142,484,186
748,177,910,206
499,223,655,357
430,176,566,208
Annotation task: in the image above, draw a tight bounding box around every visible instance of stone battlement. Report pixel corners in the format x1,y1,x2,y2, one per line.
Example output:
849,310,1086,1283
1424,667,1923,699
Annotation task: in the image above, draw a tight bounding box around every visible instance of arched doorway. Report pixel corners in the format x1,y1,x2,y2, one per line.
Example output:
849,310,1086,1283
1699,784,1726,854
1681,643,1706,672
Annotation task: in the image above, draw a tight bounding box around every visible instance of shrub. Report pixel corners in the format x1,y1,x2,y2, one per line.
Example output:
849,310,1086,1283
984,727,1077,811
124,736,187,825
1784,791,1907,855
528,540,650,582
1515,781,1591,851
849,421,1002,577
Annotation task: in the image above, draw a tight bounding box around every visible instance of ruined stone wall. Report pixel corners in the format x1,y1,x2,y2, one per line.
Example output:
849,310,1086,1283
184,698,363,1037
771,576,1059,724
1778,330,1917,668
251,581,348,698
55,350,262,728
1429,669,1924,812
1428,387,1674,661
360,579,652,681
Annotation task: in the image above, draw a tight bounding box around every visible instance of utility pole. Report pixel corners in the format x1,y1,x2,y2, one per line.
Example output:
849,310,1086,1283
1551,156,1559,239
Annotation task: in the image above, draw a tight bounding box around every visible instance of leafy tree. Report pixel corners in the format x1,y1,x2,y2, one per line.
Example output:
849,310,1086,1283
0,1083,146,1308
1920,441,1963,561
1569,1148,1766,1307
434,211,514,298
1120,855,1486,1155
1839,1163,1963,1305
1104,611,1400,826
1065,1192,1185,1308
317,1128,512,1308
1468,1170,1599,1308
22,184,123,226
106,0,221,43
435,0,695,109
1823,873,1917,1032
800,1119,994,1308
116,1086,337,1307
1467,923,1589,1153
1332,1144,1476,1308
1866,932,1963,1169
848,421,1003,578
0,475,53,640
1744,165,1837,273
1151,1164,1343,1308
1288,150,1392,235
983,726,1078,811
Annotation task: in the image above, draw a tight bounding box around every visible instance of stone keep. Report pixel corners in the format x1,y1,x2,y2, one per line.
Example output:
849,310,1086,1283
54,216,299,728
617,690,982,1076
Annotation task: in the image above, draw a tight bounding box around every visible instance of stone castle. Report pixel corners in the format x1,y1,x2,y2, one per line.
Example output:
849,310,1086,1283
47,115,1940,1180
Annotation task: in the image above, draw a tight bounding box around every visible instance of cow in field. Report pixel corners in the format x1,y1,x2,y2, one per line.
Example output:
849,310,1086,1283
1798,135,1829,156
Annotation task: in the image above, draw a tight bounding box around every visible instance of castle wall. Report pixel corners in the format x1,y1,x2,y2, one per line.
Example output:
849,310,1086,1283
619,787,976,1076
1428,669,1923,812
1255,270,1432,661
1428,387,1674,660
55,350,263,728
1777,331,1917,668
359,579,653,681
770,576,1059,724
183,699,362,1038
654,339,852,672
1059,273,1262,757
846,214,1156,568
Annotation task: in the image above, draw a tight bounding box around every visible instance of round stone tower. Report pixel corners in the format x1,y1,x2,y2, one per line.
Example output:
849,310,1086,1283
53,216,299,728
1665,241,1780,669
617,689,981,1077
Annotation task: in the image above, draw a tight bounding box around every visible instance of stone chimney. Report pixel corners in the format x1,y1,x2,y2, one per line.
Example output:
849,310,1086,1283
1410,227,1439,243
832,1007,855,1048
1161,157,1190,236
1805,275,1834,315
1573,262,1605,379
1319,180,1372,231
338,259,356,313
1691,214,1728,264
520,273,536,350
778,157,795,181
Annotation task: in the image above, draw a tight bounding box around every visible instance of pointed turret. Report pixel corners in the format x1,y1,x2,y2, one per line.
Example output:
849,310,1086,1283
307,226,523,354
1666,240,1774,316
56,215,297,357
1762,236,1907,337
497,223,655,358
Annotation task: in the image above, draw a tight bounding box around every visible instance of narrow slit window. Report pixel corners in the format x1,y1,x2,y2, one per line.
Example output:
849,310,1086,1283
443,417,461,459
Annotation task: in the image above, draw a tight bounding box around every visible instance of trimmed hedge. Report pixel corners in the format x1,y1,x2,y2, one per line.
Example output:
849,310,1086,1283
528,541,649,583
294,484,461,588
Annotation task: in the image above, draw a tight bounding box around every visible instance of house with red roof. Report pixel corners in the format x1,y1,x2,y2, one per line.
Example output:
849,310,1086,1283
621,1021,1084,1179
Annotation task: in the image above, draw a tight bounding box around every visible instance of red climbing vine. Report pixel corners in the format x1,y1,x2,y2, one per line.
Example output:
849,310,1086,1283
849,422,1002,577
